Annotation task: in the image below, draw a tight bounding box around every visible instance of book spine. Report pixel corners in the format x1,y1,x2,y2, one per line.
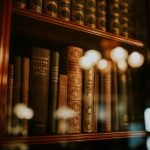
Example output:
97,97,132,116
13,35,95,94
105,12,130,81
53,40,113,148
93,67,99,132
29,0,43,13
71,0,84,25
49,51,59,134
107,0,120,35
84,0,96,29
58,0,71,21
29,47,50,135
118,72,128,131
13,0,27,9
6,64,14,135
67,46,83,133
96,0,106,31
111,62,119,131
21,57,30,135
120,1,129,37
82,67,94,133
43,0,58,18
57,74,67,134
12,56,22,131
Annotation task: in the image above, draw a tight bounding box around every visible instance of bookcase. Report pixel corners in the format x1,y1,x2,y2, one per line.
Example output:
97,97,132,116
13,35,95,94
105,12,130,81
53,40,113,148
0,0,149,149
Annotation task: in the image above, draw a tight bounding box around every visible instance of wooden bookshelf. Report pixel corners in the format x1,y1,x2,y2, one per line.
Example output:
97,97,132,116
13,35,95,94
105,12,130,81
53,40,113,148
3,131,147,146
11,7,144,50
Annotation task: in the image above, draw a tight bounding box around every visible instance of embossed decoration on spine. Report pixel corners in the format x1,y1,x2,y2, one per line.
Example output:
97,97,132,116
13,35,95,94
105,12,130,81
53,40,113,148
82,68,94,133
67,46,83,133
44,0,58,17
85,0,96,29
58,0,70,21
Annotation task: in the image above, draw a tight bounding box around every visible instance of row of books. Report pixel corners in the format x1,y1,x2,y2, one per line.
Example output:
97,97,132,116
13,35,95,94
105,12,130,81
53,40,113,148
13,0,136,38
6,45,135,136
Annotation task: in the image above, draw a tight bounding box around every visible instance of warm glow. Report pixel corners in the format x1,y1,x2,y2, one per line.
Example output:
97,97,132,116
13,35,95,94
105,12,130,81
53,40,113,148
13,103,34,119
117,59,128,72
55,107,76,119
97,59,110,72
144,108,150,132
110,47,128,62
128,51,144,68
84,49,101,65
79,55,94,69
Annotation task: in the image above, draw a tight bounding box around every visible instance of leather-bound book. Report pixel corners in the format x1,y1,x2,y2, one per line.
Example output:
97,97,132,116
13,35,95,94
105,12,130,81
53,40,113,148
82,67,94,133
13,0,27,9
66,46,83,133
29,47,50,135
48,50,59,134
29,0,43,13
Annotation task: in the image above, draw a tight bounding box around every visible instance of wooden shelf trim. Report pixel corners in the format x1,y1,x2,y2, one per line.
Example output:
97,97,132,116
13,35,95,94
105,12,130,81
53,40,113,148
12,7,144,48
4,131,147,146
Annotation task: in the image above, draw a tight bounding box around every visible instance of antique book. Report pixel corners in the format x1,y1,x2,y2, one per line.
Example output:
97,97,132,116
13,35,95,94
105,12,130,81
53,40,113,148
96,0,106,31
6,64,14,135
13,0,27,8
57,74,67,134
111,62,119,131
82,67,94,133
29,47,50,135
107,0,120,35
71,0,84,25
21,57,30,135
120,0,129,37
118,72,128,131
29,0,43,13
84,0,96,29
58,0,70,21
43,0,58,18
66,46,83,133
12,56,22,131
48,50,60,134
93,67,99,132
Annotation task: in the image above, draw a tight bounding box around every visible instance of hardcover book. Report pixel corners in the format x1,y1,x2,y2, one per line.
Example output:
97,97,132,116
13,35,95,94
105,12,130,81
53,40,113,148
66,46,83,133
29,47,50,135
48,50,60,134
82,67,94,133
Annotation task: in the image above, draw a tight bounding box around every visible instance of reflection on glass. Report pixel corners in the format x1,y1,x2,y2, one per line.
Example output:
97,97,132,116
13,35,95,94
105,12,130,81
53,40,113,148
146,136,150,150
97,59,111,73
117,59,128,72
144,108,150,132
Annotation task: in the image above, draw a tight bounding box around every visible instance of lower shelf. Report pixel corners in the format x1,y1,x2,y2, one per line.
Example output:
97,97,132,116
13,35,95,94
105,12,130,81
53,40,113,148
3,131,147,146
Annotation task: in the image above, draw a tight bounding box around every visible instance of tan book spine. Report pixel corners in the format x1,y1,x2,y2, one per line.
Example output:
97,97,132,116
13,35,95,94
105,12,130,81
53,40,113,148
67,46,83,133
57,74,67,134
82,67,94,133
21,57,30,135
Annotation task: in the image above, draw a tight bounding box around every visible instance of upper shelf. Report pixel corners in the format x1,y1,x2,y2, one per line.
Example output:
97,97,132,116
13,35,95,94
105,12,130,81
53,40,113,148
3,131,147,146
11,7,144,49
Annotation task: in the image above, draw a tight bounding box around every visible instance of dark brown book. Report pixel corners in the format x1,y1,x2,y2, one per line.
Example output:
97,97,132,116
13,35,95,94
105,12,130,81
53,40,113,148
13,0,27,8
29,0,43,13
111,62,119,131
48,50,59,134
29,47,50,135
66,46,83,133
12,56,22,133
6,64,14,135
57,74,67,134
82,67,94,133
43,0,58,18
21,57,30,135
118,72,128,131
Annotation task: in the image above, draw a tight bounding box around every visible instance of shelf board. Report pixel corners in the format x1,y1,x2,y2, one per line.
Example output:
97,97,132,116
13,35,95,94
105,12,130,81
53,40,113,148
3,131,147,146
12,7,144,48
